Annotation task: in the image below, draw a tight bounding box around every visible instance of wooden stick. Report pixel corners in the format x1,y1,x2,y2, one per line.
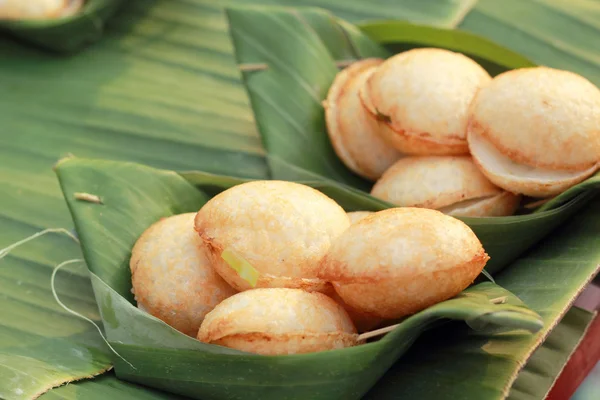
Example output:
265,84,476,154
357,323,400,342
74,192,103,204
238,62,268,72
238,59,359,72
357,296,509,341
523,197,553,209
490,296,507,304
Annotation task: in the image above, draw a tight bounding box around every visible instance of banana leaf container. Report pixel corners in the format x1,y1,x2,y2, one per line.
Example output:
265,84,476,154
54,5,600,400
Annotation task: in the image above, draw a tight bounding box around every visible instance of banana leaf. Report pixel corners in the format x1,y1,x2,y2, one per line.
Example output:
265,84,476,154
39,372,186,400
365,306,598,400
507,307,595,400
0,247,111,400
0,0,124,53
234,0,478,27
2,0,474,396
55,157,544,400
0,0,475,54
37,306,596,400
226,5,600,275
0,0,599,399
459,0,600,86
0,0,271,394
357,19,536,77
0,158,113,400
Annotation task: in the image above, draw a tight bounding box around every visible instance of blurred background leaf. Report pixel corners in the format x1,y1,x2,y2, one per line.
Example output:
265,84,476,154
0,0,124,53
458,0,600,86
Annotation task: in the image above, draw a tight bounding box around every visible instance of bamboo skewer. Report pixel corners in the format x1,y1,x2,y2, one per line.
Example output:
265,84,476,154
523,197,554,209
357,296,509,342
74,192,103,204
490,296,507,305
358,324,400,342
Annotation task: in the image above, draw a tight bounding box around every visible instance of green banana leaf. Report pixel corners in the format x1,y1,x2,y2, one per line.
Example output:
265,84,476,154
365,306,598,400
36,306,597,400
55,156,544,400
3,0,474,396
233,0,478,27
40,371,186,400
0,0,124,53
357,19,536,74
226,5,600,275
0,0,599,399
0,248,111,400
0,0,268,395
507,307,595,400
459,0,600,86
0,0,474,54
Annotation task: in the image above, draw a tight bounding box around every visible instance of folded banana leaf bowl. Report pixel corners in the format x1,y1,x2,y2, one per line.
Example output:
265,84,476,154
52,5,600,400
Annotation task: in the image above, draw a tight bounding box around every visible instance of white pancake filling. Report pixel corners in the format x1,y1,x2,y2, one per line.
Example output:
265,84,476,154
468,130,594,183
438,195,498,215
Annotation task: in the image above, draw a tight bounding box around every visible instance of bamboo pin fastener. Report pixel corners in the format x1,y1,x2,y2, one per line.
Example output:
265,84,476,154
523,197,554,210
357,296,509,342
490,296,507,304
358,324,400,342
74,192,103,204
